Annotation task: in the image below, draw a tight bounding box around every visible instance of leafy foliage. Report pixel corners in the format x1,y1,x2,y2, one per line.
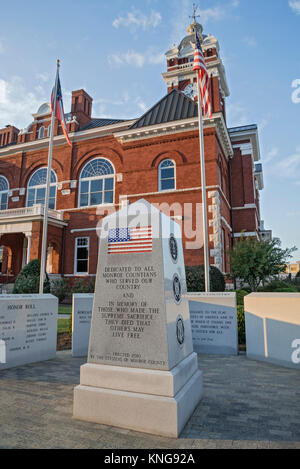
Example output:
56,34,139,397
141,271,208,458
13,260,50,294
237,305,246,345
258,279,298,293
185,265,225,292
72,277,95,294
51,278,70,303
229,236,296,292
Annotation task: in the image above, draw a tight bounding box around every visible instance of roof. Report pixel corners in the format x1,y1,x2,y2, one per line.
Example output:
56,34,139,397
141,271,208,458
81,118,126,131
228,124,257,134
130,89,198,129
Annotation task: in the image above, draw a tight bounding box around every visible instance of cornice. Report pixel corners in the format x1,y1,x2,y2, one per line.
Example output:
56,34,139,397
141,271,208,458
0,120,136,158
114,113,233,159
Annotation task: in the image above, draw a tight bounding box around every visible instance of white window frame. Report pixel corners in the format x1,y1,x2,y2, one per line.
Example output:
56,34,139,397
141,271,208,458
74,237,90,275
158,159,176,192
0,176,9,211
38,126,45,139
78,158,115,208
26,168,57,210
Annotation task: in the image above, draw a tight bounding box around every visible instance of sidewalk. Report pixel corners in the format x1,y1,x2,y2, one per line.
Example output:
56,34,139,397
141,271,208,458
0,351,299,449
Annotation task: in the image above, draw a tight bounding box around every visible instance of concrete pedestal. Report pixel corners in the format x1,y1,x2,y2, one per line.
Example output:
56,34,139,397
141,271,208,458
74,353,203,438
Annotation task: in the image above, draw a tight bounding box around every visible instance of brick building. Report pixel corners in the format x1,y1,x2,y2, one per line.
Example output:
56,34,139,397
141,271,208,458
0,20,267,284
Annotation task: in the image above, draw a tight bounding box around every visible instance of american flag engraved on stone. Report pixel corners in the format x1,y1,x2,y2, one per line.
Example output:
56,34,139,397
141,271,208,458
108,227,153,254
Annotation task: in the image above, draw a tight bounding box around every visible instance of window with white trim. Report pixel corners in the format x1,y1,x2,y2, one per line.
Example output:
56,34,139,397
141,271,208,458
27,168,57,209
75,237,89,275
0,176,9,211
159,159,176,192
38,126,45,139
79,158,115,208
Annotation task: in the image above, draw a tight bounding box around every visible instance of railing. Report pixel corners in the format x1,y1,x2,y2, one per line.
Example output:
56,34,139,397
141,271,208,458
0,204,64,221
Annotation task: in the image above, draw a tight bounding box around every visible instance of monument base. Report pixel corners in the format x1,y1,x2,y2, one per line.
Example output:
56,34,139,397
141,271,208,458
73,353,203,438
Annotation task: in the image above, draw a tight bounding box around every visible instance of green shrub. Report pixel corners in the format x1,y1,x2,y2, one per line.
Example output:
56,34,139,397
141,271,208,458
51,278,70,303
237,305,246,345
13,260,50,294
259,279,298,293
186,265,225,292
235,290,249,307
68,314,72,335
296,271,300,279
72,277,95,294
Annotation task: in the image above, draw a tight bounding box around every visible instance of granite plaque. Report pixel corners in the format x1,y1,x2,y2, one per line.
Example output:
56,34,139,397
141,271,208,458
245,293,300,369
0,295,58,370
187,293,238,355
72,294,93,358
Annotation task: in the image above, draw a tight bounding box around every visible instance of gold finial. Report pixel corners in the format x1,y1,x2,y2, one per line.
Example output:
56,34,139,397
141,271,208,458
57,59,60,67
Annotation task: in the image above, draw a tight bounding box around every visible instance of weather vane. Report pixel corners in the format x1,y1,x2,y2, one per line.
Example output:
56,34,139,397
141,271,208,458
190,3,200,23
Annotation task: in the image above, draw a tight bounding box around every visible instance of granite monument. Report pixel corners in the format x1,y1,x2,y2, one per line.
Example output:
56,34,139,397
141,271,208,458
73,199,203,438
0,294,58,370
187,292,238,355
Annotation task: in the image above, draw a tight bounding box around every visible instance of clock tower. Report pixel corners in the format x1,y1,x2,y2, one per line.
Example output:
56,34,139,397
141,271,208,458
162,19,230,120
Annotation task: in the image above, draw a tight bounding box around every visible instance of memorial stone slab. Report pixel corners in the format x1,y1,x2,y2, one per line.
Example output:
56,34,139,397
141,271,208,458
74,200,203,438
245,293,300,370
0,295,58,370
187,292,238,355
72,294,93,357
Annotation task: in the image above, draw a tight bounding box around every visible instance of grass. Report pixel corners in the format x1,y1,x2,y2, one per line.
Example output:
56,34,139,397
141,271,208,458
58,305,72,315
57,318,70,334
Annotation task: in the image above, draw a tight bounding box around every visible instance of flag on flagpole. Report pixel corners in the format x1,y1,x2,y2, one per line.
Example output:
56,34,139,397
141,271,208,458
51,73,72,147
193,32,212,119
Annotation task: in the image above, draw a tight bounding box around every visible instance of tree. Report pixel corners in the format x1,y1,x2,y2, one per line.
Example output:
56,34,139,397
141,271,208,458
13,259,50,294
229,235,296,292
185,265,225,292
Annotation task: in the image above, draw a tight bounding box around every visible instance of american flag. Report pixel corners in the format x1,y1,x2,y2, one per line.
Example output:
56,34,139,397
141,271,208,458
193,32,212,119
51,73,72,147
108,227,153,254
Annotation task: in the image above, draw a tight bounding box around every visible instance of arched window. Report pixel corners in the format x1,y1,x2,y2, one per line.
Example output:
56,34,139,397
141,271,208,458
27,168,57,209
47,126,51,137
0,176,9,211
38,126,45,139
159,159,176,192
79,158,115,207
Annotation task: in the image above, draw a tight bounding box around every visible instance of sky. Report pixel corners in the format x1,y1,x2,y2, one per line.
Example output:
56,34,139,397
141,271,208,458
0,0,299,261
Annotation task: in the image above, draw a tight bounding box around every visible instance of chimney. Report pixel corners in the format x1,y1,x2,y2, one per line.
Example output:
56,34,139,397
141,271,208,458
71,90,93,128
0,125,19,147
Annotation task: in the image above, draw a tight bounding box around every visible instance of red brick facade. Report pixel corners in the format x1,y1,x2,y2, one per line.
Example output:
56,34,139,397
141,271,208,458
0,21,265,283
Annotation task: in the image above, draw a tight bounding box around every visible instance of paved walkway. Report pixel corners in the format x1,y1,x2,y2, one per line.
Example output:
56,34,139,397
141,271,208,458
0,352,299,449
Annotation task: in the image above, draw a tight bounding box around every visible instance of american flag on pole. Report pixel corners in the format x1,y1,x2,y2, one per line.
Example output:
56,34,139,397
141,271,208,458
51,73,72,147
193,32,212,119
108,227,153,254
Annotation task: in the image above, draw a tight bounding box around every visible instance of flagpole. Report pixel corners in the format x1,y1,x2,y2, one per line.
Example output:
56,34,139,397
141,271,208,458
196,72,210,293
39,59,60,294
